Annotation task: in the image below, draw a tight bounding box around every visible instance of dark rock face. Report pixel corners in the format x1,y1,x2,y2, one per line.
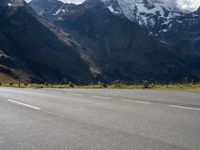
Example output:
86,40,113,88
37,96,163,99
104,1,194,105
29,0,200,83
0,0,25,6
0,2,93,83
153,10,200,82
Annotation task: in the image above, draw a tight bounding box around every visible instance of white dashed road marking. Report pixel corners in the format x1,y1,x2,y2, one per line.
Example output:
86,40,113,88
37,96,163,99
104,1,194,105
8,99,41,110
122,99,151,104
169,105,200,111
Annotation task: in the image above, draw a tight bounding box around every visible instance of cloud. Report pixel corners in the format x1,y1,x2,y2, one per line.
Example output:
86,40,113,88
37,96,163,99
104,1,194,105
152,0,200,12
176,0,200,12
58,0,85,4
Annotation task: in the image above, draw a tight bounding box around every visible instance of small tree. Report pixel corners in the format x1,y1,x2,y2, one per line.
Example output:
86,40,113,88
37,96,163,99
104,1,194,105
18,81,21,88
68,81,74,88
143,80,149,88
62,79,67,85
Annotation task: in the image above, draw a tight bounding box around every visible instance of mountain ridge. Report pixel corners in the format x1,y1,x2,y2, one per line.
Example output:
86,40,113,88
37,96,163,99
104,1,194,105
0,0,200,83
30,0,200,83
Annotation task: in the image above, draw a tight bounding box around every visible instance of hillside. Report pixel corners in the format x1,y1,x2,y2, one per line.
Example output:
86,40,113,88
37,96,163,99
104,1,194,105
0,0,93,83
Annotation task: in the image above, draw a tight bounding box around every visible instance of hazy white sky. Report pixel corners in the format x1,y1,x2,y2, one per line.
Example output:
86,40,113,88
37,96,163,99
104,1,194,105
176,0,200,12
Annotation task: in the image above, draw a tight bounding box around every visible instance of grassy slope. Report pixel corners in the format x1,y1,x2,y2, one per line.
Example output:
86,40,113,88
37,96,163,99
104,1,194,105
0,83,200,92
0,73,17,83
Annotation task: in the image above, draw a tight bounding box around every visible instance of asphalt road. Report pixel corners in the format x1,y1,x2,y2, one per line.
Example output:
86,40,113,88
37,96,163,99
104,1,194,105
0,87,200,150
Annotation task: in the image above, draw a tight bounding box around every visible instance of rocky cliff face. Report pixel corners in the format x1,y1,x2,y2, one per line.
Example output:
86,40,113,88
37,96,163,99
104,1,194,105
0,0,93,83
0,0,25,6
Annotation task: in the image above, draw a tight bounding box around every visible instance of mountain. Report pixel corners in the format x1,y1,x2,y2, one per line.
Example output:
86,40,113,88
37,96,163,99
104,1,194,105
29,0,200,83
30,0,184,30
101,0,182,26
0,0,93,83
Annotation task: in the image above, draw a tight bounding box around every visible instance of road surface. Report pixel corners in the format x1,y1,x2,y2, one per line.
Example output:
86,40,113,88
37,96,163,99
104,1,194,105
0,87,200,150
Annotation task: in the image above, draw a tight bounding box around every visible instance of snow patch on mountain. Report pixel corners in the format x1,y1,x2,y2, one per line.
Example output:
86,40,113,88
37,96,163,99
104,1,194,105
101,0,181,22
100,0,190,35
53,7,67,16
117,0,137,21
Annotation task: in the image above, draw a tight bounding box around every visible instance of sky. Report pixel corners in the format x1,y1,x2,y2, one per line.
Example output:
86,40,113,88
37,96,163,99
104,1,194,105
176,0,200,12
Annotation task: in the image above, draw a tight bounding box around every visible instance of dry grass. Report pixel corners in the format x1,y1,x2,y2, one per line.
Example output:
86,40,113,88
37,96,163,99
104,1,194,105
0,82,200,92
0,73,17,83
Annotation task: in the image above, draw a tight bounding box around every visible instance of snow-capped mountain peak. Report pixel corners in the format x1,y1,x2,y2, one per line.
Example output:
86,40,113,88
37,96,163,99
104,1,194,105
101,0,182,22
100,0,191,36
29,0,200,36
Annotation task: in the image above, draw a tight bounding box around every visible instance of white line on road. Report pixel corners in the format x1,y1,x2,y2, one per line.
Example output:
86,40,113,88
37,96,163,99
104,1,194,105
122,99,151,104
8,99,41,110
92,96,111,100
169,105,200,111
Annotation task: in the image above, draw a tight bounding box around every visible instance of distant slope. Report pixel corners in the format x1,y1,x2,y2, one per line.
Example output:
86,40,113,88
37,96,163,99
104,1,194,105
0,0,93,83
